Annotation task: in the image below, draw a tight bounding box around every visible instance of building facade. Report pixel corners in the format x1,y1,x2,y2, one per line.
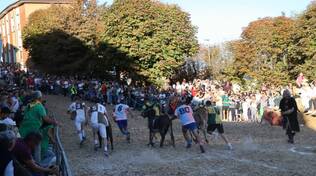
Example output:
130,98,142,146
0,0,69,68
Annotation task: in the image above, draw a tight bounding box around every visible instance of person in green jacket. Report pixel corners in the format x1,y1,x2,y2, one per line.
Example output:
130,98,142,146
206,100,233,150
19,91,58,137
19,91,58,162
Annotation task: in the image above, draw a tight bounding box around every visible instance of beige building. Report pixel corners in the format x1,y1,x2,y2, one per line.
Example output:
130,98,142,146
0,0,69,68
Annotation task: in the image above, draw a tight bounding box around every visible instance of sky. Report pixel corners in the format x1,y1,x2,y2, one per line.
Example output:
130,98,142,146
0,0,313,44
100,0,312,44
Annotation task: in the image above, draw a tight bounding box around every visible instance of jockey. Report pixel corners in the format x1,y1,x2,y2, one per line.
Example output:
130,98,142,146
69,84,77,101
68,96,87,147
142,97,161,130
142,97,162,138
205,100,232,150
89,103,110,157
113,101,131,143
175,97,205,153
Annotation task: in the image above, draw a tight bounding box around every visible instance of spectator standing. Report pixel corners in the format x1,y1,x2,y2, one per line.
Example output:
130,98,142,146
279,90,300,144
19,91,58,162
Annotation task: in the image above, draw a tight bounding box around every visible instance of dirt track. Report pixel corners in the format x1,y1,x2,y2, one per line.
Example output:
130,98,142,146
45,95,316,176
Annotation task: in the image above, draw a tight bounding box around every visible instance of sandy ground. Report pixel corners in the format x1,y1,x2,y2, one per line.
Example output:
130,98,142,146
45,95,316,176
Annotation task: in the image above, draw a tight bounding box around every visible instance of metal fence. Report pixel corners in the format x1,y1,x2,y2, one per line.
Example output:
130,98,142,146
52,113,73,176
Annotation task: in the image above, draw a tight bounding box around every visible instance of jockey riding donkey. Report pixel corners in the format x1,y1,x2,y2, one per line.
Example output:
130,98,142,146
142,96,175,147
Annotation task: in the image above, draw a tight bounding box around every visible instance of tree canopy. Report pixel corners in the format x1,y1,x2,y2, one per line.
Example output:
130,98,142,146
22,0,102,75
101,0,199,86
224,16,296,86
22,0,316,86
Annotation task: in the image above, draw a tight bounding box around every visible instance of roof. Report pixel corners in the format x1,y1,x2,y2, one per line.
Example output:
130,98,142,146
0,0,70,18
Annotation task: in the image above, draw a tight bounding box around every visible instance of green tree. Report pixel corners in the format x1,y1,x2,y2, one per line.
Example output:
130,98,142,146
66,0,99,48
101,0,198,86
288,2,316,80
23,1,105,74
24,30,94,74
226,16,295,86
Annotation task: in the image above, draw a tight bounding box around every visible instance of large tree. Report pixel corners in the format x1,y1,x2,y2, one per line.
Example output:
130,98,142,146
226,16,295,86
289,2,316,80
24,30,94,74
101,0,199,86
23,0,104,74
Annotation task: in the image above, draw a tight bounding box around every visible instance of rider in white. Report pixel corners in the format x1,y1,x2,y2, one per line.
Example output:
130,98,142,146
175,97,205,153
113,102,131,142
90,103,110,157
68,96,87,147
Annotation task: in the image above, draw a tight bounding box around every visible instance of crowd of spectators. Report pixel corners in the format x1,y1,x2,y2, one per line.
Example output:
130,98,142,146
0,64,59,176
171,77,316,123
1,62,315,175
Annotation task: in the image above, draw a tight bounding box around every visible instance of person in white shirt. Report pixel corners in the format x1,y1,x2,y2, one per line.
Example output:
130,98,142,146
0,107,20,138
89,103,110,156
300,85,312,113
174,97,205,153
68,96,87,147
113,103,131,142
